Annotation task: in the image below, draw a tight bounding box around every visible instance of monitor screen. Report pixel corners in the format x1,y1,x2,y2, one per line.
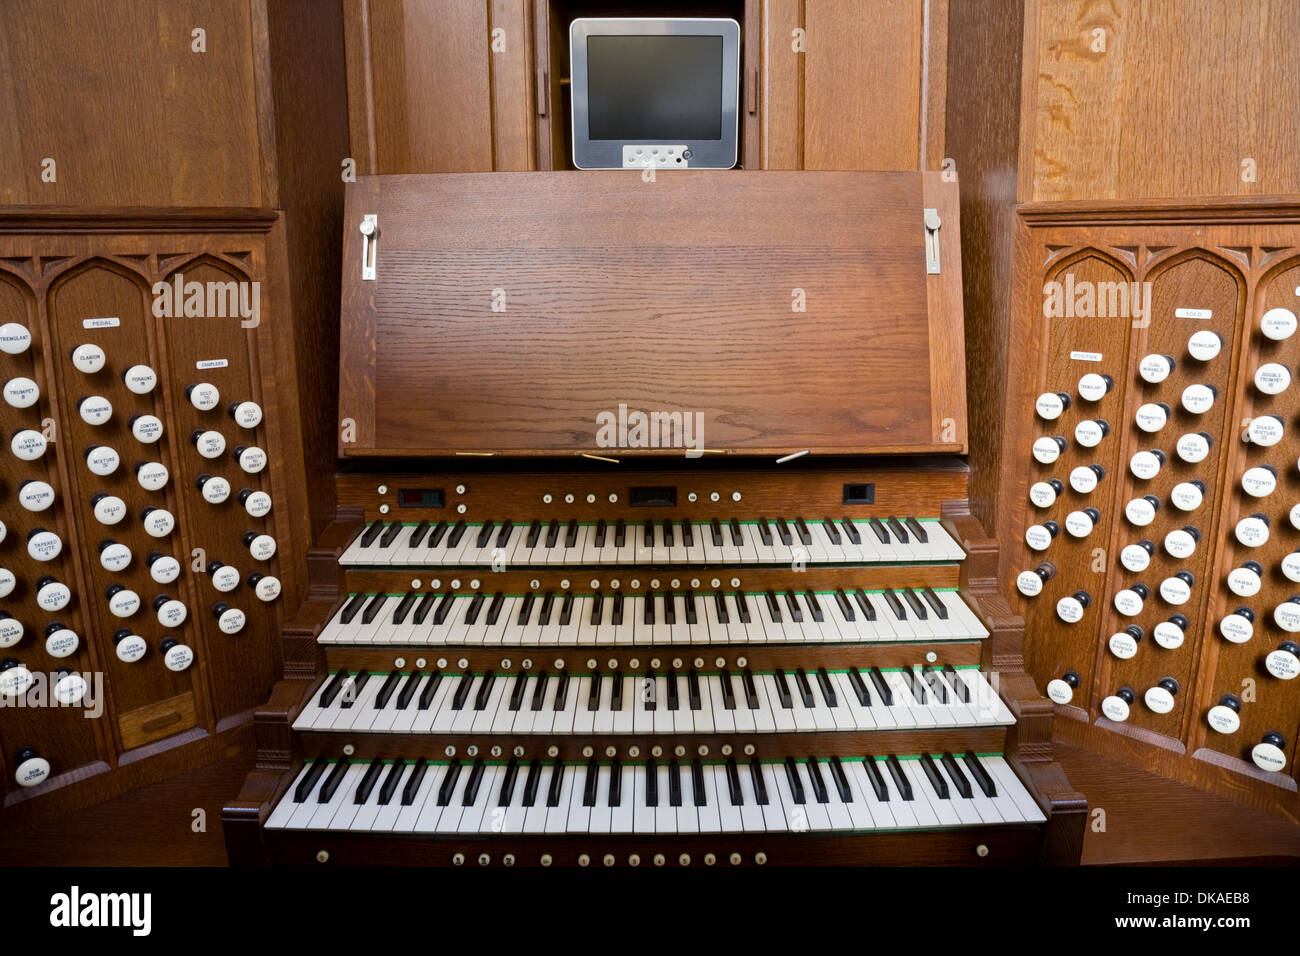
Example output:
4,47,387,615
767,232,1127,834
586,35,723,141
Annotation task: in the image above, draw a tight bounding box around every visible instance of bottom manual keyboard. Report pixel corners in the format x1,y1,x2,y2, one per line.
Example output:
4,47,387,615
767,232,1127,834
267,753,1045,834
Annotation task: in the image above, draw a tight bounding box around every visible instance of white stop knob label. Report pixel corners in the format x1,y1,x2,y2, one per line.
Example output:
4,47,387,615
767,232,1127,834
1181,384,1215,414
15,754,49,787
93,495,127,525
1078,373,1109,401
1125,498,1156,526
211,565,241,592
1134,404,1168,433
201,476,232,503
1241,467,1277,497
99,542,131,571
45,628,78,658
1219,614,1254,644
164,643,195,672
1144,685,1175,714
123,364,158,394
1108,631,1139,659
253,576,281,602
1120,544,1152,572
1254,363,1291,395
1065,511,1094,538
1206,705,1240,735
1046,678,1075,704
1235,516,1269,547
243,490,272,518
1251,741,1286,772
217,607,246,634
116,634,147,663
1226,566,1261,597
143,509,175,538
1032,437,1063,464
0,665,34,697
54,672,88,705
1187,329,1221,360
1025,525,1053,551
28,530,62,562
71,343,106,373
1113,589,1144,616
189,382,220,410
85,445,119,475
149,555,181,584
0,617,24,648
156,599,187,628
1265,648,1299,680
1028,482,1058,508
11,429,47,461
136,461,169,491
247,534,276,561
1247,416,1284,446
1290,502,1300,531
108,588,141,617
1273,602,1300,633
1035,393,1065,420
1160,576,1192,605
1153,621,1185,650
0,568,13,599
237,446,267,474
1285,552,1300,583
1170,482,1203,511
1056,597,1084,624
1164,529,1197,559
232,401,263,428
1260,307,1297,341
1175,433,1209,463
1130,451,1162,480
0,322,32,354
19,481,54,512
131,415,164,444
1139,354,1172,383
37,580,71,611
1074,420,1105,447
4,376,40,408
195,430,226,458
1101,695,1131,722
78,395,112,425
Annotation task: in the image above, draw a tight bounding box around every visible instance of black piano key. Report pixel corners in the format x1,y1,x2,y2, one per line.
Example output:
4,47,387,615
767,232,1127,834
772,669,794,708
611,593,624,626
794,517,813,546
804,758,829,803
733,591,752,624
763,590,783,623
680,518,694,547
834,588,855,621
530,670,550,711
339,591,368,625
360,592,386,625
359,521,385,547
587,671,603,711
755,517,773,546
741,669,760,709
887,516,909,544
840,517,862,545
589,592,604,625
919,753,949,799
642,591,654,625
687,670,702,710
645,757,658,806
729,517,744,546
418,671,444,709
521,758,542,807
922,666,948,704
401,758,428,806
902,588,927,620
709,518,723,547
922,586,948,619
783,757,806,804
340,671,370,708
608,759,622,806
611,671,625,711
396,671,423,709
484,591,505,626
377,761,406,806
525,519,542,549
854,590,878,621
581,760,598,809
391,590,418,624
666,670,680,711
869,517,890,544
379,522,403,548
802,591,825,622
427,520,449,547
944,664,971,703
508,670,528,711
643,518,655,549
593,518,607,548
662,518,674,547
775,517,793,546
464,591,485,624
829,757,853,802
815,667,838,707
793,668,815,707
355,760,384,804
374,671,402,708
750,758,769,805
963,751,997,797
719,670,737,709
642,672,657,711
537,591,555,626
668,760,682,807
905,516,928,543
432,592,456,626
494,519,513,548
552,671,570,710
821,517,842,544
564,518,579,548
516,591,535,626
848,668,871,706
462,759,486,805
662,592,676,625
293,759,328,802
901,667,926,702
713,590,729,623
475,519,495,548
558,591,575,626
691,759,707,806
940,751,972,799
867,667,893,705
544,518,560,549
498,758,519,806
725,758,743,805
885,755,914,800
473,670,496,710
614,518,626,548
862,756,889,801
882,588,906,620
684,590,698,625
318,670,349,707
437,760,461,805
450,673,474,710
411,591,438,625
781,591,803,623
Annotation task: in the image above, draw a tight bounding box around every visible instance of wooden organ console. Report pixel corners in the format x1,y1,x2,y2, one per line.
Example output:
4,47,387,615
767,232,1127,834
223,171,1085,866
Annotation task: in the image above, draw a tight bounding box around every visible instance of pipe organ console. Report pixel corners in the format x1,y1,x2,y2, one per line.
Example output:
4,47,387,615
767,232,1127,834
1003,205,1300,822
223,171,1085,866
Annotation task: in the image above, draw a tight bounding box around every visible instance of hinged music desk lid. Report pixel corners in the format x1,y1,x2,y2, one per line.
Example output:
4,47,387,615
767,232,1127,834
339,171,966,458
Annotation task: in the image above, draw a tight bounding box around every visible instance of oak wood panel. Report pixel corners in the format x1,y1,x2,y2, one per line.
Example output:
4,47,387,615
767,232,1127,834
760,0,802,169
1023,0,1300,202
803,0,923,171
489,0,536,171
0,0,268,207
339,171,965,456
